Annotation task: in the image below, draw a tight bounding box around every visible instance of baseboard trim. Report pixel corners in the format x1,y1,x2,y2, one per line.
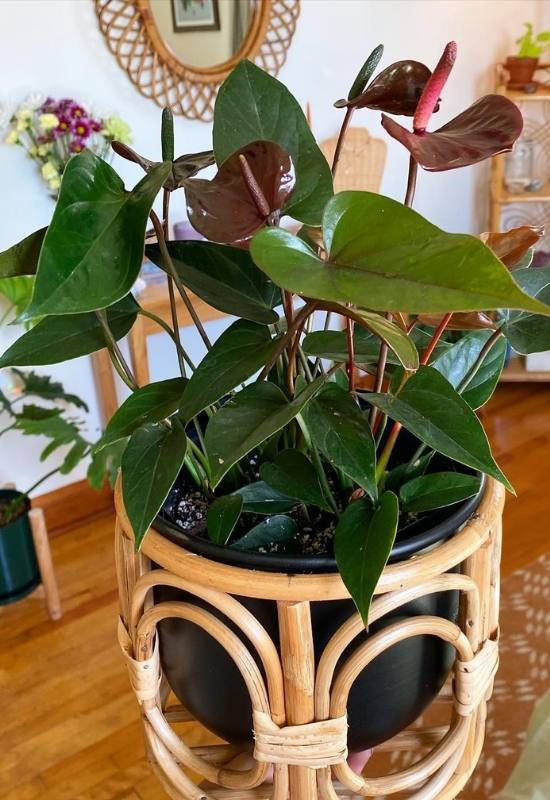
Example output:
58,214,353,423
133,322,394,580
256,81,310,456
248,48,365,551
33,479,113,535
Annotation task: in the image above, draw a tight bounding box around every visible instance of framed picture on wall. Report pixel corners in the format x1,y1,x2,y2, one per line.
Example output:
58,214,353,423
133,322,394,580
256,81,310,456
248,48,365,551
171,0,221,32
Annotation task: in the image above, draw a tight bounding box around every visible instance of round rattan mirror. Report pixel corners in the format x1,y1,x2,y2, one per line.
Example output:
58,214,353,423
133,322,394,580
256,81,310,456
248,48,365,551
95,0,301,121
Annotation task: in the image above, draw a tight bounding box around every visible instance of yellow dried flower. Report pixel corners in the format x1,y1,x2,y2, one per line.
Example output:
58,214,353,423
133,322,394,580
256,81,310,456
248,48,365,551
41,161,59,181
4,129,20,145
39,113,59,132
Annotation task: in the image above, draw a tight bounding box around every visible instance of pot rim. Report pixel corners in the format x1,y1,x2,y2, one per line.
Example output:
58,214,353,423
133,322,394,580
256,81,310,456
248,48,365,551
154,475,486,575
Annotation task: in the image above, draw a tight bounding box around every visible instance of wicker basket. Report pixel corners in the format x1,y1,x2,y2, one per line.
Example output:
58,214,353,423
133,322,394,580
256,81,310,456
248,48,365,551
115,477,504,799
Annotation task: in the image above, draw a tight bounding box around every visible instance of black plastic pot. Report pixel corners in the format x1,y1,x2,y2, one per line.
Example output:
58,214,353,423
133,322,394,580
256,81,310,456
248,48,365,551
153,479,484,752
0,489,40,605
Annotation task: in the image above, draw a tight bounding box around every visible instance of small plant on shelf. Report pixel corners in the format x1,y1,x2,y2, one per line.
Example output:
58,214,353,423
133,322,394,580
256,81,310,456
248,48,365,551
516,22,550,58
1,41,550,623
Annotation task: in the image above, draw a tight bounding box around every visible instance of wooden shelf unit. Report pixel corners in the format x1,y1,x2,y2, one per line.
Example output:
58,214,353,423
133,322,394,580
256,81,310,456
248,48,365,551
491,63,550,384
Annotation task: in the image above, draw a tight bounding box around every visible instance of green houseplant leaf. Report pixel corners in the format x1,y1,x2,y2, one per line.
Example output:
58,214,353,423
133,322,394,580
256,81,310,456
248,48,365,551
213,60,333,225
11,370,88,411
22,150,170,319
250,192,550,315
432,330,506,408
121,418,188,549
503,268,550,354
146,240,280,324
304,384,377,499
260,450,333,512
96,378,188,452
0,295,139,367
233,481,297,515
0,227,46,278
335,492,399,625
230,515,299,552
400,471,481,513
179,320,280,423
88,439,127,490
205,376,326,487
368,366,513,491
207,494,243,545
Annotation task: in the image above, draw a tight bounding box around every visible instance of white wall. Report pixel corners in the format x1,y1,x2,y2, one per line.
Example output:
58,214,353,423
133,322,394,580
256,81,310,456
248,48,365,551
0,0,545,494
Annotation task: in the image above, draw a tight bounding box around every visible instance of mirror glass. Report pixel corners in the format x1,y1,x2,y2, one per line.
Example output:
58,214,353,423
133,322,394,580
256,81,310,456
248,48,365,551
149,0,258,69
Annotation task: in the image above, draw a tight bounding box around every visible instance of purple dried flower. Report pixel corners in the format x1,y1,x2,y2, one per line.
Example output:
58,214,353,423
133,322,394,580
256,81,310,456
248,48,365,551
40,97,58,114
69,138,86,153
54,114,71,136
71,118,91,140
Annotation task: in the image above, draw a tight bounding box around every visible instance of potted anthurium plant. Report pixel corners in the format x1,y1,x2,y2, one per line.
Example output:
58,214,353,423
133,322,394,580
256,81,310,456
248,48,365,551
1,41,550,758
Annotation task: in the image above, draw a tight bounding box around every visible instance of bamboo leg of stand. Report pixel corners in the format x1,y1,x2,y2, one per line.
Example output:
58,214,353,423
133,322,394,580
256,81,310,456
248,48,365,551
28,507,62,621
277,600,317,800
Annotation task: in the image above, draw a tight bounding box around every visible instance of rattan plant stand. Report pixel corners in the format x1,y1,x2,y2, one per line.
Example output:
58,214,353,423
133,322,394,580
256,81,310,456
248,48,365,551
115,478,504,800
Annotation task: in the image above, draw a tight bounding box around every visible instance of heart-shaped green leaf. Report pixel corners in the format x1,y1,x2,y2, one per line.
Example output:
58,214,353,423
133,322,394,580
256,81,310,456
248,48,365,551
400,471,481,513
205,376,326,488
213,60,333,225
0,295,139,368
22,150,170,319
207,494,243,545
432,331,506,408
96,378,188,452
146,240,280,324
304,383,377,499
88,439,127,490
368,366,513,491
260,450,332,512
121,418,188,549
335,492,399,625
233,481,297,515
384,452,434,493
230,515,299,552
0,227,46,278
179,320,280,423
503,268,550,354
251,192,550,316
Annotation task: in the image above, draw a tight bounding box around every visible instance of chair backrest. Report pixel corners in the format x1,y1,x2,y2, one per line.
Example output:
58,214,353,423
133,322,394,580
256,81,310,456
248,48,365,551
320,127,387,193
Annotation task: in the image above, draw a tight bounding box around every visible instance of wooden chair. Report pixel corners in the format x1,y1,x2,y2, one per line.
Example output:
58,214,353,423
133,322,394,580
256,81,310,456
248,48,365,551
320,127,387,193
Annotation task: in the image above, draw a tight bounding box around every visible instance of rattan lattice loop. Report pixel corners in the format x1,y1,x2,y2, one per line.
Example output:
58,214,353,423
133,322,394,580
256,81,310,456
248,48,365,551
115,478,504,799
95,0,301,121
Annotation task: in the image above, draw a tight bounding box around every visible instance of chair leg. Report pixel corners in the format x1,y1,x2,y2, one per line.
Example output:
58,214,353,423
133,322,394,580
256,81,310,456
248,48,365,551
28,507,62,621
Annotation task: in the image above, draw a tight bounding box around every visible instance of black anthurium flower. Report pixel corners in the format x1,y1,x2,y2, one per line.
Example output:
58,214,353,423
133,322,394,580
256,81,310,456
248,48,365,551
111,140,215,191
184,140,295,248
334,44,438,117
381,42,523,171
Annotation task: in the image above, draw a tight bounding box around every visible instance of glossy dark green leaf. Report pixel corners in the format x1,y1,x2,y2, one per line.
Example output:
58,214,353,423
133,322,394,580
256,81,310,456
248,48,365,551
304,383,376,499
432,331,506,408
146,240,280,324
121,419,188,549
382,95,523,171
0,227,46,278
346,44,384,101
96,378,188,452
303,328,388,364
0,295,139,368
335,492,399,625
400,471,481,512
384,452,434,492
213,60,333,225
368,366,513,491
179,320,279,422
205,376,326,487
233,481,297,515
503,268,550,354
11,369,88,411
251,192,550,315
260,450,332,512
88,438,127,490
335,306,418,370
0,276,34,320
340,60,434,115
22,150,170,319
207,494,243,545
481,226,543,270
185,141,295,247
230,515,299,552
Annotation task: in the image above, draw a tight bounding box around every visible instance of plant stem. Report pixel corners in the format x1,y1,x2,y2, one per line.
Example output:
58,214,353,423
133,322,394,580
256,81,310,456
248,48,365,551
162,189,187,378
259,301,318,380
150,210,212,351
420,312,453,365
369,312,392,427
137,308,196,371
457,329,504,393
0,422,16,437
332,107,354,180
96,310,138,391
404,156,418,207
25,464,69,497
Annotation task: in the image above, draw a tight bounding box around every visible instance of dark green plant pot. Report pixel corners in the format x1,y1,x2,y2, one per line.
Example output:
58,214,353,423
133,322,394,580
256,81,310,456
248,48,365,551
0,489,40,605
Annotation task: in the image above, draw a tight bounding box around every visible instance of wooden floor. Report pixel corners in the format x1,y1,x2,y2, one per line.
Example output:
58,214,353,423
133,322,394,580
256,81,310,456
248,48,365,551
1,383,549,800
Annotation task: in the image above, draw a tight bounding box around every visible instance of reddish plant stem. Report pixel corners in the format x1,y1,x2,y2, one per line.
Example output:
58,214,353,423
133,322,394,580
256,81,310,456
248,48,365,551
332,107,354,180
287,317,309,394
420,312,453,365
259,301,318,381
346,317,356,392
404,156,418,208
369,313,393,428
